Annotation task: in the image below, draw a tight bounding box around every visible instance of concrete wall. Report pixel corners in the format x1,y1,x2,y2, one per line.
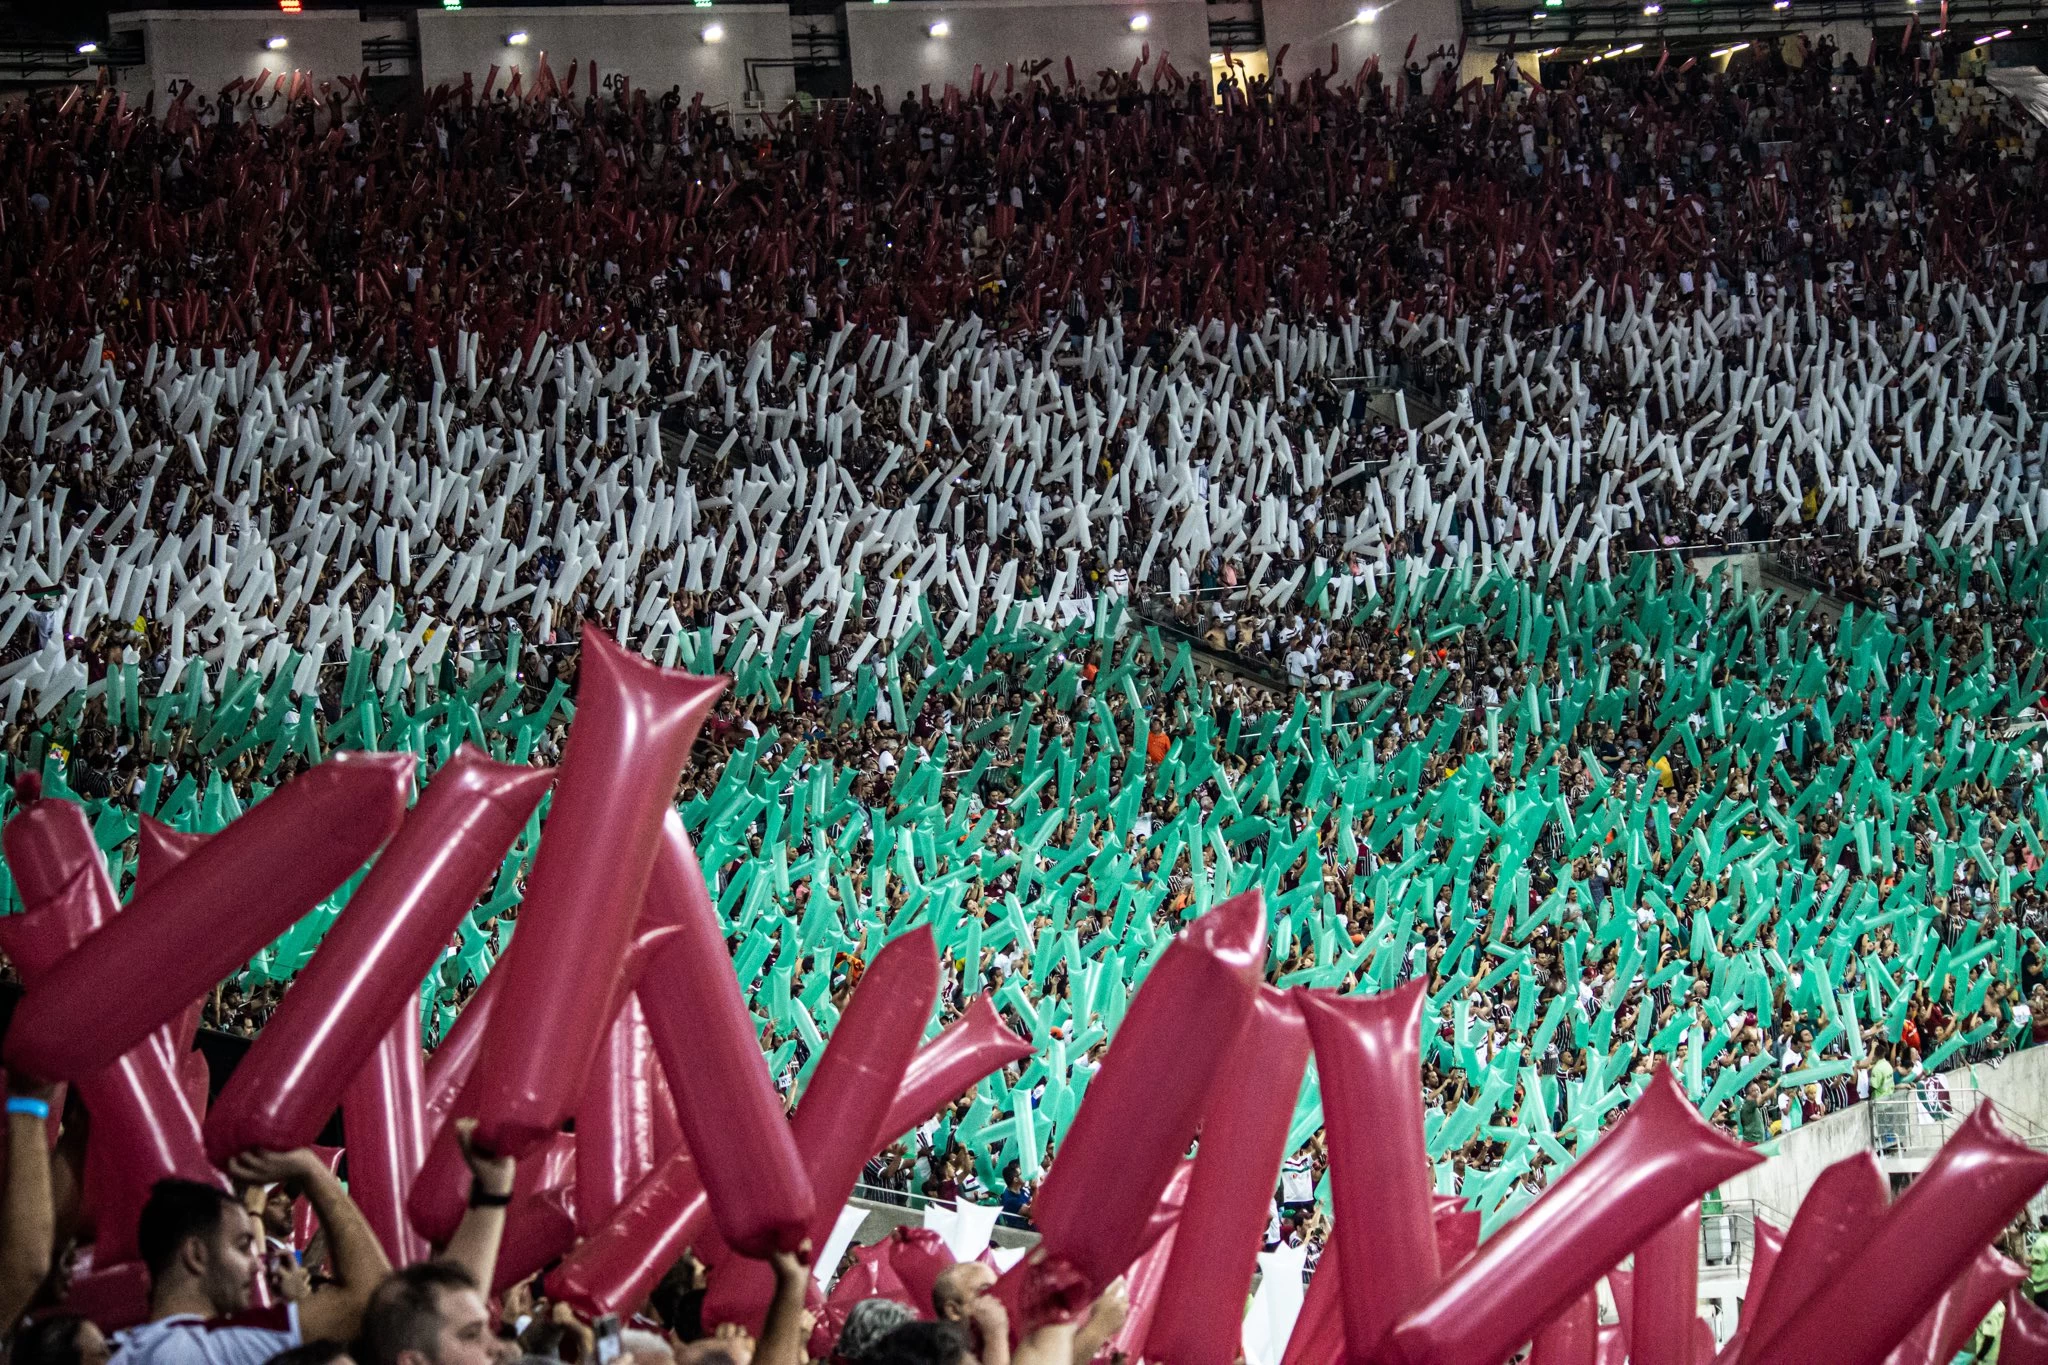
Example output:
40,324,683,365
1806,22,1873,65
1954,1043,2048,1135
109,10,387,108
1259,0,1462,90
415,6,793,113
1720,1046,2048,1220
1690,552,1762,590
1717,1102,1873,1224
112,1,1472,118
845,0,1208,103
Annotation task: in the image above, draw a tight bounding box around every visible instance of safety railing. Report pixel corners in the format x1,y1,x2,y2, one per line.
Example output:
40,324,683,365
850,1181,1037,1234
1128,591,1297,692
1869,1082,2048,1159
1699,1197,1784,1278
1621,531,1850,563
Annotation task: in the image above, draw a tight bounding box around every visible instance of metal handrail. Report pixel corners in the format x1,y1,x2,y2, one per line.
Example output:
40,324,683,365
1697,1196,1786,1277
1870,1081,2048,1158
849,1181,1038,1234
1622,531,1850,561
1128,592,1297,692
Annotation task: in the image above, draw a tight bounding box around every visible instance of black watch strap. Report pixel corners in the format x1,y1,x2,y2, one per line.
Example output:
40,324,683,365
469,1182,514,1208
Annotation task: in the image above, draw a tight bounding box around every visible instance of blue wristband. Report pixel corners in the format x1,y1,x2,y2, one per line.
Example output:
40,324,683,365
6,1097,49,1121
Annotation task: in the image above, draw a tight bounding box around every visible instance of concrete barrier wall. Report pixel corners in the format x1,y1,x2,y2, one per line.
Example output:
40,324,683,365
844,0,1209,102
848,1194,1040,1249
416,6,794,113
111,10,387,107
1687,552,1762,588
1955,1042,2048,1134
1720,1044,2048,1219
113,0,1477,116
1717,1102,1874,1223
1258,0,1462,89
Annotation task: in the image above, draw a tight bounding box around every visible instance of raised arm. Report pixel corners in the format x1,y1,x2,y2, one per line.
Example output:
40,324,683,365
439,1118,516,1290
755,1241,814,1365
1016,1318,1081,1365
229,1149,392,1344
1068,1278,1127,1365
0,1080,58,1329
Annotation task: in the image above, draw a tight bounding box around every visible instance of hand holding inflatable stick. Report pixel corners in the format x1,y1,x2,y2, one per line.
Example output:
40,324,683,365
1146,986,1311,1365
552,976,1030,1318
1380,1068,1761,1365
638,810,815,1257
700,928,938,1332
0,785,218,1263
993,891,1265,1335
1296,981,1440,1362
466,631,725,1160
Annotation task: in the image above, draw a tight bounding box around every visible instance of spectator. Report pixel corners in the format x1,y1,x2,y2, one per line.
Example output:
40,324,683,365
115,1151,390,1365
833,1301,916,1365
356,1264,495,1365
13,1316,113,1365
996,1164,1032,1221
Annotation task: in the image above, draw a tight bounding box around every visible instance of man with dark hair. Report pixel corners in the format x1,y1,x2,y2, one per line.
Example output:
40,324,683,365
112,1150,390,1365
355,1263,495,1365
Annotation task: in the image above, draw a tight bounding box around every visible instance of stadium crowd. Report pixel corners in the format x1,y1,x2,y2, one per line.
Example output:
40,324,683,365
0,23,2040,371
0,19,2046,1365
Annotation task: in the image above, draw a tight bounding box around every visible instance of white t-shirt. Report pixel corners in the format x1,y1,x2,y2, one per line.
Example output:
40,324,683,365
1279,1153,1315,1204
112,1305,301,1365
